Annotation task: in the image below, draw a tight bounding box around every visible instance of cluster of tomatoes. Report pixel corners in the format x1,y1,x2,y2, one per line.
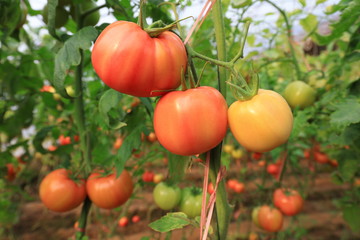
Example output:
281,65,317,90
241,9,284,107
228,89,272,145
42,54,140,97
252,188,304,233
39,168,133,212
152,182,204,219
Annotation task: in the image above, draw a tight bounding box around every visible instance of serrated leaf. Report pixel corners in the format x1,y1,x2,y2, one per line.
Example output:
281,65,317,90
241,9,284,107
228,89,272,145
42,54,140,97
53,26,98,96
98,89,127,129
343,205,360,232
330,99,360,126
300,14,318,33
149,212,190,233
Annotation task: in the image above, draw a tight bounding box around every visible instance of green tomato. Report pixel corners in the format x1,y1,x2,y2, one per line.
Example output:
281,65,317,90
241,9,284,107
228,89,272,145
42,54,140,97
70,0,100,26
153,182,181,211
252,206,261,227
42,4,69,28
283,81,316,109
179,187,204,218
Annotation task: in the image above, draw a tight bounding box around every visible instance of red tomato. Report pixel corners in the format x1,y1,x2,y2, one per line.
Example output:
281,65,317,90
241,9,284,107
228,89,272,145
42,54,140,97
329,159,338,167
39,169,86,212
267,163,280,177
86,170,133,209
314,151,329,164
227,179,238,190
273,188,304,216
228,89,293,152
252,152,262,160
113,137,123,150
131,215,140,223
303,149,311,159
58,135,71,145
207,182,215,195
154,86,228,156
91,21,187,97
147,132,157,143
258,205,283,232
233,182,245,193
74,135,80,142
118,216,129,227
142,171,155,182
258,160,266,167
48,145,57,151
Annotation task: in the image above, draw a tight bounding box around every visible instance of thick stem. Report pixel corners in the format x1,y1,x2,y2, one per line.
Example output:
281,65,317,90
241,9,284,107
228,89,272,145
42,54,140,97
76,197,92,239
230,21,251,64
210,1,231,239
263,0,302,80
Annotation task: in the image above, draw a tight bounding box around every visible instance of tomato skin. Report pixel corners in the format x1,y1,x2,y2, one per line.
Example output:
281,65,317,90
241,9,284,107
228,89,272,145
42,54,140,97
179,188,203,218
267,163,280,177
142,171,155,182
273,188,304,216
233,182,245,193
39,169,86,212
118,217,129,227
58,135,71,145
251,206,261,227
131,215,140,223
91,21,187,97
258,205,283,232
283,81,316,109
228,89,293,153
223,144,234,153
86,170,133,209
207,182,215,195
154,86,228,156
314,151,329,164
252,152,262,160
153,182,181,210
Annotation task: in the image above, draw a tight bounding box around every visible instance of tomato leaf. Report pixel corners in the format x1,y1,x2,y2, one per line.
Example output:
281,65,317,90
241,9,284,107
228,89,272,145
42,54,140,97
53,26,98,97
330,98,360,126
148,212,190,233
343,205,360,232
98,89,127,129
33,126,55,154
316,0,327,5
300,14,318,34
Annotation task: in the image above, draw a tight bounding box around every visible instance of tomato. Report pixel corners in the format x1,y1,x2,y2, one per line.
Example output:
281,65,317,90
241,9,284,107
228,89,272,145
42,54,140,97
153,182,181,210
131,215,140,223
113,137,123,150
58,135,71,145
223,144,234,153
48,145,57,151
147,132,157,143
248,232,259,240
70,0,100,26
258,160,266,167
252,152,262,160
251,206,261,227
273,188,304,216
179,188,204,218
154,86,228,156
91,21,187,97
227,179,238,190
118,216,129,227
86,170,133,209
228,89,293,153
39,169,86,212
258,205,283,232
74,135,80,142
283,81,316,109
142,171,155,182
207,182,215,195
267,163,280,177
303,149,311,159
233,182,245,193
42,5,69,28
314,151,329,164
153,173,164,183
329,159,338,167
231,149,243,159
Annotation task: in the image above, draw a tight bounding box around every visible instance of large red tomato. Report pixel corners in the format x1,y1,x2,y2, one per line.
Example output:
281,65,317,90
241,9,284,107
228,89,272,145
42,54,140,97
273,188,304,216
39,169,86,212
86,169,133,209
91,21,187,97
258,205,283,232
153,86,228,156
228,89,293,152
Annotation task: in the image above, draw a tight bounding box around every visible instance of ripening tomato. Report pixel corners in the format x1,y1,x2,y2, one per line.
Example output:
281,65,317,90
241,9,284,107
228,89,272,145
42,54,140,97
153,182,181,210
267,163,280,177
91,21,187,97
39,169,86,212
223,144,234,153
228,89,293,153
153,173,164,183
283,81,316,109
58,135,71,145
233,182,245,193
252,152,262,160
314,151,329,164
118,216,129,227
231,149,243,159
142,171,155,182
258,205,283,232
86,170,133,209
154,86,228,156
113,137,123,150
147,132,157,143
273,188,304,216
251,206,261,227
131,215,140,223
207,182,215,195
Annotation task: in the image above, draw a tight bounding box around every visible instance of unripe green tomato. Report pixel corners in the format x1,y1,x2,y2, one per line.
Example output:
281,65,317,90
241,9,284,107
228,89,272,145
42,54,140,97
66,85,75,97
70,0,100,26
153,182,181,211
42,4,69,28
252,206,261,227
283,81,316,109
179,188,204,218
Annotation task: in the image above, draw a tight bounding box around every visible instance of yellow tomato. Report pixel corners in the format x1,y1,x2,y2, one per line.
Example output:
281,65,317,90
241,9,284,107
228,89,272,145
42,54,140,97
223,144,234,153
228,89,293,152
231,149,243,159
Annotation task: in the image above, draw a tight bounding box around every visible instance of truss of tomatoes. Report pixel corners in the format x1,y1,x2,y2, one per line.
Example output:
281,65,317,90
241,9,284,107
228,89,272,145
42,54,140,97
39,168,133,212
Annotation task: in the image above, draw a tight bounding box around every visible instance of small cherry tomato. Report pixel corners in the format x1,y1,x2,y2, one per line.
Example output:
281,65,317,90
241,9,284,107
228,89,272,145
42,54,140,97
118,217,129,227
142,171,155,182
131,215,140,223
267,163,280,177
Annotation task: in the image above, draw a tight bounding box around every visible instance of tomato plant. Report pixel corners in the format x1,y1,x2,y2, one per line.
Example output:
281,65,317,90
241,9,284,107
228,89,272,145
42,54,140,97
91,21,187,97
154,86,228,156
42,4,69,28
258,205,283,232
179,187,204,218
283,81,316,109
86,170,133,209
273,188,304,216
228,89,293,152
39,169,86,212
70,0,100,26
153,182,181,210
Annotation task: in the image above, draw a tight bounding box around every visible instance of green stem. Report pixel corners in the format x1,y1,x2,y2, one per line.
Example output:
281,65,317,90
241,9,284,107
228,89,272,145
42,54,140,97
187,46,232,69
209,1,231,239
230,21,251,64
263,0,302,80
76,197,92,239
137,0,147,29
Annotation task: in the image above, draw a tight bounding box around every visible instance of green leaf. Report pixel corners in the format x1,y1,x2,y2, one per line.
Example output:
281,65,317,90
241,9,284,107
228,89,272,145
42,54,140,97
232,0,252,8
330,99,360,126
168,154,189,182
298,0,306,7
149,212,190,233
343,205,360,232
53,26,98,96
339,159,358,182
316,0,327,5
98,89,127,129
33,126,55,154
300,14,318,33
